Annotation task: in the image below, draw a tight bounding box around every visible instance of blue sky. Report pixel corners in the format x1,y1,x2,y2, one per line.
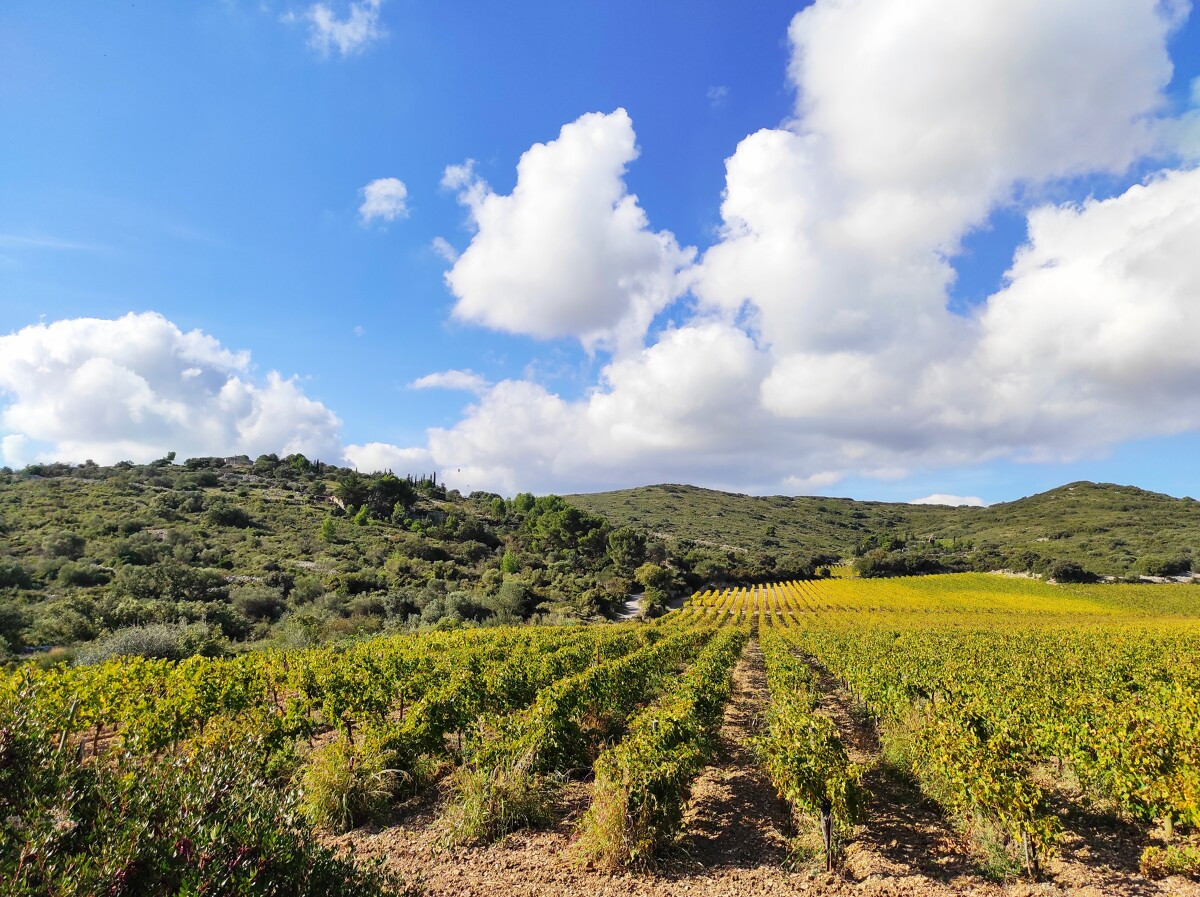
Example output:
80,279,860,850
3,1,1200,506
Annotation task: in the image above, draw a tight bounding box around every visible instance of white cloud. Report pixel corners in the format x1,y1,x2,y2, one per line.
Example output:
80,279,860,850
343,441,432,474
358,177,408,224
413,322,790,494
782,471,842,493
962,166,1200,452
0,434,31,469
0,313,343,465
302,0,385,57
410,370,489,394
442,109,695,354
406,0,1200,495
430,236,459,263
910,494,988,507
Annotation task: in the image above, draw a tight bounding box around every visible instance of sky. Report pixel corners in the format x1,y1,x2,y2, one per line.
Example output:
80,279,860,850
3,0,1200,507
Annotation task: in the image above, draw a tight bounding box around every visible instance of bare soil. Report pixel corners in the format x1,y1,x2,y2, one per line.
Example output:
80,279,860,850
328,640,1200,897
807,659,1200,897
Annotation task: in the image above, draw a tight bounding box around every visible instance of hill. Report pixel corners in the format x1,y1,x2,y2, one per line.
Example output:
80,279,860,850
568,481,1200,579
4,461,1198,662
0,456,663,661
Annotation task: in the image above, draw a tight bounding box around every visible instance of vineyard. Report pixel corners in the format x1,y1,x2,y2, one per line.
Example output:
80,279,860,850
3,573,1200,895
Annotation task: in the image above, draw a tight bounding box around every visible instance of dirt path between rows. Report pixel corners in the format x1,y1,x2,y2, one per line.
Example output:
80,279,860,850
805,659,1200,897
331,643,815,897
807,663,991,894
328,641,1199,897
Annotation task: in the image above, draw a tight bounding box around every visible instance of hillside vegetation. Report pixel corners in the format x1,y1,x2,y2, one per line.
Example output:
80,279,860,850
568,481,1200,580
3,461,1197,662
0,456,829,661
0,456,644,660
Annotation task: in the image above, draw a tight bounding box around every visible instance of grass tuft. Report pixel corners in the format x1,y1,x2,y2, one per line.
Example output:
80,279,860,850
299,730,405,833
438,749,556,846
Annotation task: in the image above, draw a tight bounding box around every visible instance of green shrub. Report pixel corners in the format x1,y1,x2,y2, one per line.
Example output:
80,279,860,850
41,530,86,559
1046,559,1097,583
1136,555,1193,577
1141,844,1200,880
75,622,227,664
0,560,35,589
233,585,287,622
207,501,254,528
0,695,412,896
56,561,111,587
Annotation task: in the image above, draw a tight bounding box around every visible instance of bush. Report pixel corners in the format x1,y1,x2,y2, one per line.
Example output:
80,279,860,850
0,561,35,589
56,561,111,587
75,622,227,664
207,501,254,528
440,749,554,846
291,574,326,604
1046,560,1097,584
275,607,331,648
41,530,85,559
1136,555,1193,577
1141,844,1200,880
233,585,286,622
854,549,946,578
0,697,409,896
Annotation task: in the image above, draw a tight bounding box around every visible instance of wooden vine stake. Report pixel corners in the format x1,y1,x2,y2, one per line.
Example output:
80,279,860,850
1022,829,1040,880
821,796,834,872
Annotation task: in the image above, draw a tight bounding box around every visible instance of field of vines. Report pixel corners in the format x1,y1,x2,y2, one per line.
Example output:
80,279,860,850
682,574,1200,879
3,572,1199,894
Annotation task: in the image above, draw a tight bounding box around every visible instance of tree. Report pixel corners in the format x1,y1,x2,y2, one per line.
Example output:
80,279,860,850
500,550,521,574
334,472,369,510
634,562,673,615
320,516,338,543
367,474,416,518
606,527,646,576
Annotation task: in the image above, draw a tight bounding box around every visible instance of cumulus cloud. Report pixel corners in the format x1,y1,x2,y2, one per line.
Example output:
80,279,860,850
0,434,30,469
49,3,1187,497
910,494,988,508
410,370,489,394
783,471,843,493
343,441,432,474
302,0,385,57
441,109,695,354
358,177,409,224
0,313,343,465
403,0,1200,495
397,322,796,494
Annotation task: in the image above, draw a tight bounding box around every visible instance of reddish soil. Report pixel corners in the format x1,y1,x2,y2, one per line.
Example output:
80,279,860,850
328,641,1200,897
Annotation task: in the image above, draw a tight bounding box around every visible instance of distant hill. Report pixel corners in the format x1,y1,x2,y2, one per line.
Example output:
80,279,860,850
4,461,1198,662
568,481,1200,578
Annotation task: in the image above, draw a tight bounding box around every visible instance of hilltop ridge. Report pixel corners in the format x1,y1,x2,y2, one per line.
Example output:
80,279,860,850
567,480,1200,578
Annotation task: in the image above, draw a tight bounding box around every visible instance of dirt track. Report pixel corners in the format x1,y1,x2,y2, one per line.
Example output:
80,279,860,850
329,639,1200,897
